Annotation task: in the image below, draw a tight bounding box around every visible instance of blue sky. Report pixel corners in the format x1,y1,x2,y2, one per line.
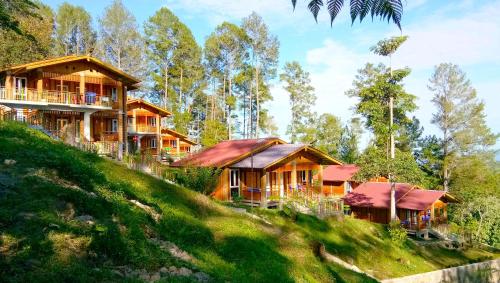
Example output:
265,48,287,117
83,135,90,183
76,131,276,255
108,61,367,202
45,0,500,149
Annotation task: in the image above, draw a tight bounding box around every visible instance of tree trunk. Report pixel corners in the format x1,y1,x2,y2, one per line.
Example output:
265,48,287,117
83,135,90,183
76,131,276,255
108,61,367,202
228,74,232,140
179,67,183,109
164,65,169,110
249,79,253,138
222,76,226,120
255,66,260,138
443,127,449,192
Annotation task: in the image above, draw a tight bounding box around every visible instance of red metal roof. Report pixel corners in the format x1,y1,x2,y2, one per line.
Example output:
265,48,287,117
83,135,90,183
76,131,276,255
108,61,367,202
170,138,284,168
343,182,447,211
323,164,359,182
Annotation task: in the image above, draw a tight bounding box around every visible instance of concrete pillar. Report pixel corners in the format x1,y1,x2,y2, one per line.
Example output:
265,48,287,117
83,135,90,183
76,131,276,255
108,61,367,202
117,82,124,160
260,171,267,208
83,112,91,141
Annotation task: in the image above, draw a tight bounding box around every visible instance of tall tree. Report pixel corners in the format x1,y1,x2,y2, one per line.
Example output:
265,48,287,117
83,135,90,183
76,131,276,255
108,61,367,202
97,0,144,78
0,0,40,35
280,61,317,144
346,63,417,152
339,117,362,163
428,63,497,191
144,7,205,135
54,2,96,56
204,22,249,139
0,1,53,68
314,113,343,157
291,0,404,29
241,12,279,138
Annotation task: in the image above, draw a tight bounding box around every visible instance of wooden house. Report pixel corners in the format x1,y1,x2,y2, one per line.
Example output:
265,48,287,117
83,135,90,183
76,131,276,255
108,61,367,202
0,55,140,159
126,98,196,159
343,182,458,230
321,164,360,197
171,138,342,207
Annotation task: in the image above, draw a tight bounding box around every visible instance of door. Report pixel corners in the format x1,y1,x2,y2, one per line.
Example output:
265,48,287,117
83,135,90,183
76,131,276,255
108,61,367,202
15,77,27,99
229,169,240,200
56,119,68,137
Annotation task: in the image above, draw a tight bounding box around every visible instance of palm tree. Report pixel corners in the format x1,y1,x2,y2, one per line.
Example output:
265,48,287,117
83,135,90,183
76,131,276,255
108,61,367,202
292,0,404,29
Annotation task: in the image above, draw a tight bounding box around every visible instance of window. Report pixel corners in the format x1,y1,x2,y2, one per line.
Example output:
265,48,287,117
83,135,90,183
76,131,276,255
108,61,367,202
230,169,240,199
127,117,133,124
111,119,118,133
111,88,118,102
150,138,157,148
344,181,352,194
148,117,156,126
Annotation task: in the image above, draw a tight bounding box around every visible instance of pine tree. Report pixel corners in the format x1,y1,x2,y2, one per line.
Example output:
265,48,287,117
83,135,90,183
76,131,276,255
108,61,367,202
280,61,317,144
54,2,96,56
428,63,497,191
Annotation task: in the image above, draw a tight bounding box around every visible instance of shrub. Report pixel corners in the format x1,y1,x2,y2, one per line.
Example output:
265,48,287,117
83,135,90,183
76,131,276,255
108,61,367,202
173,167,221,195
388,220,407,245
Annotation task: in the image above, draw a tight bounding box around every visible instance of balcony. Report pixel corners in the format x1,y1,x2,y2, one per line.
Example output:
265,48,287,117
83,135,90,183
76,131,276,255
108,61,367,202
0,87,112,111
129,124,157,134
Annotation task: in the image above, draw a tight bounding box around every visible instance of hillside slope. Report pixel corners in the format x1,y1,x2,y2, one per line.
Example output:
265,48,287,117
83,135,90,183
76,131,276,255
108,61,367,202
0,122,497,282
0,122,374,282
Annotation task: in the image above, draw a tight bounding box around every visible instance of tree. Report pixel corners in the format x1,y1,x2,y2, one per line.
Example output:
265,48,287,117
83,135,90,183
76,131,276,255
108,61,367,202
54,2,96,56
291,0,404,29
428,63,497,191
314,113,343,157
0,0,39,35
339,118,362,163
200,120,228,147
354,146,427,186
97,0,144,78
204,22,249,139
0,1,53,68
241,12,279,138
144,7,205,137
280,61,317,144
414,135,443,189
346,63,417,152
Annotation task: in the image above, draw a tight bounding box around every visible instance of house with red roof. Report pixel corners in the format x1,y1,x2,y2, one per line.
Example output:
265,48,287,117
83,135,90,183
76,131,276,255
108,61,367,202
343,182,458,230
321,164,360,197
171,138,342,206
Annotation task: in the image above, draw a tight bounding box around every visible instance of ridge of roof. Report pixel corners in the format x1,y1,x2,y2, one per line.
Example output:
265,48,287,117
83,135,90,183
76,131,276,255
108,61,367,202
127,98,172,116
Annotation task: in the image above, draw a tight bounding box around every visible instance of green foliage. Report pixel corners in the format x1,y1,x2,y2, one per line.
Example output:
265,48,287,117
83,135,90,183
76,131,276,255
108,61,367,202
339,118,362,163
172,167,221,195
346,63,418,151
280,61,317,144
314,113,343,157
387,221,407,246
355,146,427,186
0,0,39,35
370,36,409,57
54,2,96,56
200,119,227,147
414,135,444,189
0,1,53,68
292,0,404,29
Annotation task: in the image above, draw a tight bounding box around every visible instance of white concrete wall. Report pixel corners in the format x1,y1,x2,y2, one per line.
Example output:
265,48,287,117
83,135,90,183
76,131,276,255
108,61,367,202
382,259,499,283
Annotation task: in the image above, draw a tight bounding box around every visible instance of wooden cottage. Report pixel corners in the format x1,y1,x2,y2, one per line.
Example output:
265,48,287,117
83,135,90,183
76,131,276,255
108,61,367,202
343,182,458,230
0,55,140,159
126,98,196,160
171,138,342,207
321,164,360,197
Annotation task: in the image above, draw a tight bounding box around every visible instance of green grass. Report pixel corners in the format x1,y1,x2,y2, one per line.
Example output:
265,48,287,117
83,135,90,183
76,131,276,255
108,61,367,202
0,122,496,282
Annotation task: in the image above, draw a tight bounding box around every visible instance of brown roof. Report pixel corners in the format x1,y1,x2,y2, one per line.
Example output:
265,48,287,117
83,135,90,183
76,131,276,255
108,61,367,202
343,182,457,211
323,164,359,182
1,55,140,87
127,99,172,117
170,138,285,168
161,128,196,145
231,144,341,169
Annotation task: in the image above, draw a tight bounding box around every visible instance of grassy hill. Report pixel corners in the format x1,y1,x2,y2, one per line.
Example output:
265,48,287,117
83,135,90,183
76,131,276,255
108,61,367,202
0,122,497,282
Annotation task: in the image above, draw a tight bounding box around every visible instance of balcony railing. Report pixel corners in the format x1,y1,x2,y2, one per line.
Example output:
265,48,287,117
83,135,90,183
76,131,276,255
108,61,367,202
133,124,157,133
0,87,112,108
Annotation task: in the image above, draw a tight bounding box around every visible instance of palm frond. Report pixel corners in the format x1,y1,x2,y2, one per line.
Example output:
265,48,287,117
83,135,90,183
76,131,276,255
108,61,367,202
350,0,363,23
292,0,298,10
308,0,324,22
327,0,344,26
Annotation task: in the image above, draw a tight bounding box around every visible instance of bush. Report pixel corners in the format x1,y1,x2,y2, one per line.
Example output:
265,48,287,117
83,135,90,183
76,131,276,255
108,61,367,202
388,220,407,245
173,167,221,195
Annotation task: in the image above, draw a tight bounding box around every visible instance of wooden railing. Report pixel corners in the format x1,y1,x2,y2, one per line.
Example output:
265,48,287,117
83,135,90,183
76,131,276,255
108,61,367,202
77,141,119,158
0,87,112,108
135,124,157,133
